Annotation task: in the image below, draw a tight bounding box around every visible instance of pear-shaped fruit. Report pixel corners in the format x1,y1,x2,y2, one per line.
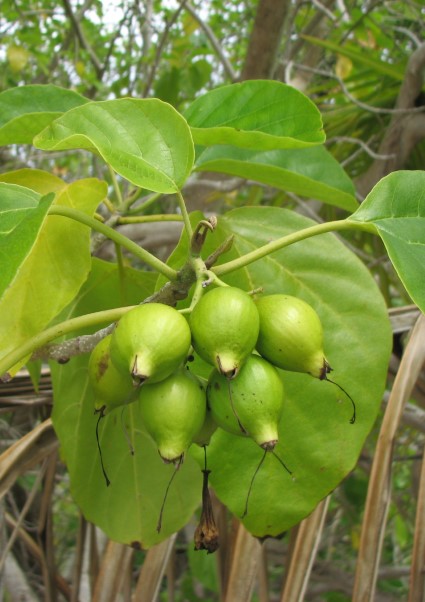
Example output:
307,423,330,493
207,354,284,450
192,408,218,447
139,369,207,463
110,303,191,384
190,287,260,378
88,334,136,414
256,294,331,379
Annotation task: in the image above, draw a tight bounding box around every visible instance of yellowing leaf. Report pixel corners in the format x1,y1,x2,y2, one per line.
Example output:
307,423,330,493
7,45,29,72
75,60,86,77
0,179,107,369
335,55,353,79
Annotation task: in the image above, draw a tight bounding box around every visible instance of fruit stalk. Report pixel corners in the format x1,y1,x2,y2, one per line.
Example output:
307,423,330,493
194,469,219,553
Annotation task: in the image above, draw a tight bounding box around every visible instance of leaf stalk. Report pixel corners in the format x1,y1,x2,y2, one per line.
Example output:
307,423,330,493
212,218,375,276
48,206,178,281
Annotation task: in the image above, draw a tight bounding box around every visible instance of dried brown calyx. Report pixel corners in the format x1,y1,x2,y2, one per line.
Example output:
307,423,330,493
194,469,219,554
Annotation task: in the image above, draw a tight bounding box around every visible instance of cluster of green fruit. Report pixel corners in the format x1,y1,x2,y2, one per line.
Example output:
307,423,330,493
88,286,337,472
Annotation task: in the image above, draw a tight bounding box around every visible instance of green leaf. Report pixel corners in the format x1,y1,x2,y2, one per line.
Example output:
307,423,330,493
179,206,392,538
0,184,53,298
53,258,158,324
0,168,66,194
51,259,201,547
0,84,89,145
194,146,357,211
0,179,107,367
185,80,325,150
349,170,425,313
34,99,194,193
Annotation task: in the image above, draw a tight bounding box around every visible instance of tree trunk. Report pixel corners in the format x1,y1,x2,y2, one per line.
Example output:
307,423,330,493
240,0,290,80
356,43,425,197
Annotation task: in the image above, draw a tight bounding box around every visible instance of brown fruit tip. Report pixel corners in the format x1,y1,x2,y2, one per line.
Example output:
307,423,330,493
0,372,12,383
319,358,332,380
261,439,278,451
216,355,239,379
131,355,150,384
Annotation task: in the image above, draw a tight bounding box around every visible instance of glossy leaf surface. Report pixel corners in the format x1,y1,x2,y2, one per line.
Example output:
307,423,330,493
194,146,357,211
34,99,194,192
0,84,88,145
0,179,107,366
349,170,425,313
185,80,325,149
0,168,66,195
0,184,52,298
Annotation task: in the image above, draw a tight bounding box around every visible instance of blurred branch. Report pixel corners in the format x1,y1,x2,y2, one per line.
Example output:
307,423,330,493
185,3,237,81
61,0,103,79
311,0,337,22
356,42,425,195
99,7,133,83
285,61,425,115
326,136,397,160
393,26,422,48
143,0,189,97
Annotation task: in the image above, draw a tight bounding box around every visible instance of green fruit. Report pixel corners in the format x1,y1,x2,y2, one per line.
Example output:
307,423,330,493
192,409,218,447
207,355,284,450
190,287,260,378
256,294,331,379
139,369,207,463
110,303,191,384
88,334,136,414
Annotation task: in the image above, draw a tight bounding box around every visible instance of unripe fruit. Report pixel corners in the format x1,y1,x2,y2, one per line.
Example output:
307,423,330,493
190,287,260,378
192,409,218,447
139,369,207,463
256,294,331,379
88,334,136,414
110,303,191,384
207,355,284,450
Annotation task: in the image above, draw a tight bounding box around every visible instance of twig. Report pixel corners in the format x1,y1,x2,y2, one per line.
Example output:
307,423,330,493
143,0,189,97
184,2,237,81
393,26,422,48
311,0,337,21
285,60,425,115
326,136,397,160
61,0,103,78
31,324,115,363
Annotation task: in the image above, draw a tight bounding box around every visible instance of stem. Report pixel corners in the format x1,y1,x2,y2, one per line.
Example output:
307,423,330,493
114,243,128,306
48,206,178,282
127,191,162,215
108,165,123,205
176,190,193,240
102,197,116,213
212,219,375,276
0,307,137,379
117,214,183,224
